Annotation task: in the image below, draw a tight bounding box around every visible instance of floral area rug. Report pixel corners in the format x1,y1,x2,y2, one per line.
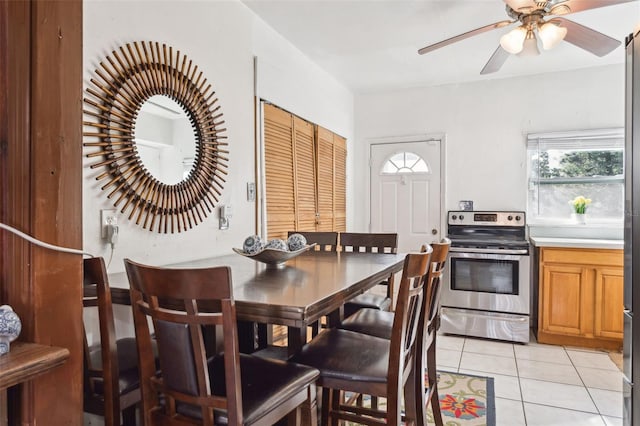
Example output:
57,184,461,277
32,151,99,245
344,371,495,426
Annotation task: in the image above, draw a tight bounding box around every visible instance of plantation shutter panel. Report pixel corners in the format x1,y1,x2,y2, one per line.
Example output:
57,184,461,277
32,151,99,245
292,116,317,232
316,126,335,231
264,104,295,240
264,103,346,237
334,134,347,231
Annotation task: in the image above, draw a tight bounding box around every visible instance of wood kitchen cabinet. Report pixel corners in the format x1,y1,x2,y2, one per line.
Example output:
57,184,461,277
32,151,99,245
537,247,623,350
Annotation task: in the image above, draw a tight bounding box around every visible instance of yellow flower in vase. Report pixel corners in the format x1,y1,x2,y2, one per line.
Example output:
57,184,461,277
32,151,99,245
570,196,592,214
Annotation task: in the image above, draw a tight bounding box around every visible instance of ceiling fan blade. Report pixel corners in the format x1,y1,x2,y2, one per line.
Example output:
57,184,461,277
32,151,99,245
550,0,636,15
480,46,510,74
503,0,537,12
418,20,514,55
554,17,621,56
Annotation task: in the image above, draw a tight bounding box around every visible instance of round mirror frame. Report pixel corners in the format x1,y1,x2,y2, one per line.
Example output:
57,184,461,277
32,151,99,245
83,41,228,233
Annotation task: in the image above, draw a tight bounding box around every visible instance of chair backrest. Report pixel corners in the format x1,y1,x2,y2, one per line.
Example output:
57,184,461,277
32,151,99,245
288,231,338,252
387,247,432,402
83,257,129,426
418,238,451,351
339,232,398,253
125,259,243,426
425,238,451,334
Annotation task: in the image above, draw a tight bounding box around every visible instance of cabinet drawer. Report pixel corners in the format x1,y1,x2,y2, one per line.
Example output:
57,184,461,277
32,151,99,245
540,247,623,267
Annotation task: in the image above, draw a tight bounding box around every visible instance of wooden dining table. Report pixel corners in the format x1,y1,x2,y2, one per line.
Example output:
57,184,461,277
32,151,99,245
111,250,405,356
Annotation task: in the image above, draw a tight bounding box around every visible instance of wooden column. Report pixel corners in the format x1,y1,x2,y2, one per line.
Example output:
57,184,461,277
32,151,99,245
0,1,83,424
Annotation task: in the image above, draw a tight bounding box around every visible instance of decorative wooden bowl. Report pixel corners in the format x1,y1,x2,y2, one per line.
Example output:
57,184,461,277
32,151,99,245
233,244,316,269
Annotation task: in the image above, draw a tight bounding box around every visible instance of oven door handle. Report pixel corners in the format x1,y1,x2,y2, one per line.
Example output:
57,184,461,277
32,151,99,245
441,307,529,323
449,247,529,255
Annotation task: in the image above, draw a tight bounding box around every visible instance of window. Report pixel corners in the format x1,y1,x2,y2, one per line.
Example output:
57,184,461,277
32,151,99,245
527,128,624,222
382,152,429,174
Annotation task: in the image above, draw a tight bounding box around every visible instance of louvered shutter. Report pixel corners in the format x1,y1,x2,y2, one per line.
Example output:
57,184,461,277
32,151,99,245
264,104,295,240
316,126,335,231
293,116,317,232
333,135,347,231
264,104,346,237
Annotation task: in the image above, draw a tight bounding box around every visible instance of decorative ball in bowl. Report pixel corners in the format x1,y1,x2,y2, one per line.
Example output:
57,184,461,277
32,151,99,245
0,305,21,355
234,235,316,268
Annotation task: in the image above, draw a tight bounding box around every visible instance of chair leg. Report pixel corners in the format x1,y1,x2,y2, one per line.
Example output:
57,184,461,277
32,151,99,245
372,395,379,409
310,321,320,338
122,405,137,426
330,389,341,426
426,344,443,426
321,388,330,426
430,384,444,426
386,274,395,310
404,364,418,425
306,384,318,426
286,407,302,426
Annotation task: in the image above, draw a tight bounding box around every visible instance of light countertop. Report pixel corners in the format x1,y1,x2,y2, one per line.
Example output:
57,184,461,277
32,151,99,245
530,237,624,250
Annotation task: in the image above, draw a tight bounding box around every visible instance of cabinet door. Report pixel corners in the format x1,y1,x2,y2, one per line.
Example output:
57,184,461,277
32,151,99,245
594,267,624,339
541,264,593,337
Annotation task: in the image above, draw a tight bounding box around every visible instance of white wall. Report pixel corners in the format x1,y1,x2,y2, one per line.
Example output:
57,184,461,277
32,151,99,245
353,64,625,231
83,0,354,274
251,18,355,231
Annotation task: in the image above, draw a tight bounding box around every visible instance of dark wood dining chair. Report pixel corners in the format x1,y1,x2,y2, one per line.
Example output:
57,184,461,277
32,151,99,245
286,231,339,338
291,248,432,425
83,257,141,426
124,259,320,426
288,230,338,252
339,232,398,317
339,239,451,426
415,238,450,426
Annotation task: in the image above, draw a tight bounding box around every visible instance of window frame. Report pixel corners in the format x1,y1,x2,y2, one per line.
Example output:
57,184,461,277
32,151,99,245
526,128,624,224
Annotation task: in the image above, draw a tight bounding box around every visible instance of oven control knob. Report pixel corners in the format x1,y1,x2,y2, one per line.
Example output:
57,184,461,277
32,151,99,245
459,215,464,220
508,215,513,221
451,215,457,220
515,215,522,221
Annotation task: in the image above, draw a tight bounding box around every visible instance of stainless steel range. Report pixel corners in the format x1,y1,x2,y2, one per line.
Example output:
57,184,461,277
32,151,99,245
440,210,531,343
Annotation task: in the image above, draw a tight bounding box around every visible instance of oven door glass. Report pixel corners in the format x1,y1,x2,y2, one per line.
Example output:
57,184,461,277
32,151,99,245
450,257,519,295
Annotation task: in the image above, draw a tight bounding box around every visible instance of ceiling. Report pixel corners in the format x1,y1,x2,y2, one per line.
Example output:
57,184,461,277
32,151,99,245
243,0,640,93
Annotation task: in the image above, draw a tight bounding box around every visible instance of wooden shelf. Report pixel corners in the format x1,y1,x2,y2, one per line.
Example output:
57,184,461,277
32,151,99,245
0,342,69,425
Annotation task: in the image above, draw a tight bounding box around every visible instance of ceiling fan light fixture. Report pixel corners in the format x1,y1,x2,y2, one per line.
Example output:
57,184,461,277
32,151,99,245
519,30,540,57
538,22,568,50
549,4,571,16
500,26,527,54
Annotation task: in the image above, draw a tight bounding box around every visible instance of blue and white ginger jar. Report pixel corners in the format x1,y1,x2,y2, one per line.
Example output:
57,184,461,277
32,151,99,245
0,305,21,355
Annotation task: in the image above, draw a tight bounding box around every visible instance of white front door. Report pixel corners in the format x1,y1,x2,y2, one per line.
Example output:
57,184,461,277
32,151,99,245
370,140,442,252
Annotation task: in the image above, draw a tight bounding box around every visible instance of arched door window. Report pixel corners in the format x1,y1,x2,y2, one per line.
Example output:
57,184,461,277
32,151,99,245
381,151,429,174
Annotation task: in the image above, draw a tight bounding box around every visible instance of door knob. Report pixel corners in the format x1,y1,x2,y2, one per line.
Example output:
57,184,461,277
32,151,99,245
431,229,438,235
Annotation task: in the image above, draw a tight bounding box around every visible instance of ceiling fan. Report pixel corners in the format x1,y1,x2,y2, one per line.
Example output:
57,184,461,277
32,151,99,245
418,0,633,74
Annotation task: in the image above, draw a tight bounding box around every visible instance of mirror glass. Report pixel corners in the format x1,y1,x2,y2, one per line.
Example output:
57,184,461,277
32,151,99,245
135,95,196,185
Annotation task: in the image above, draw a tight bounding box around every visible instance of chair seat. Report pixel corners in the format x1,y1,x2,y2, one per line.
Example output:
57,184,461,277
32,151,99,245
340,308,394,340
344,293,391,318
88,337,142,395
176,354,319,425
291,329,389,386
250,344,290,361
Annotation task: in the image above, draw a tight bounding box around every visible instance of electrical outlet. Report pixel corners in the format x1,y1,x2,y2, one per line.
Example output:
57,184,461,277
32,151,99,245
100,209,117,238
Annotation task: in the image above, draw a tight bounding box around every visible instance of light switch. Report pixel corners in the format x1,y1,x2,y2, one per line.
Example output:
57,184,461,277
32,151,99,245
247,182,256,202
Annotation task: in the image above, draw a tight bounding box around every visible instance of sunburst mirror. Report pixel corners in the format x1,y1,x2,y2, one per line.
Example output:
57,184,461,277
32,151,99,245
83,41,228,233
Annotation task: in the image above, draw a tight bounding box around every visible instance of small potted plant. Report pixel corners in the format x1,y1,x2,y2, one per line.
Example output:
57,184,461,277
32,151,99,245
569,196,592,224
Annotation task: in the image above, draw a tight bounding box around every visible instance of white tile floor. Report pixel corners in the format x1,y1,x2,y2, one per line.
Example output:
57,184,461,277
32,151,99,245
437,333,625,426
